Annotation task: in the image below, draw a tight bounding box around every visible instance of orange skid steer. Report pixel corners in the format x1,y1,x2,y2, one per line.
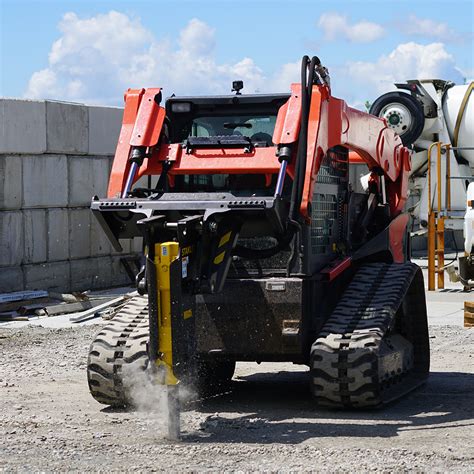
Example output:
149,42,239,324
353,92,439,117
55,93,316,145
87,56,429,438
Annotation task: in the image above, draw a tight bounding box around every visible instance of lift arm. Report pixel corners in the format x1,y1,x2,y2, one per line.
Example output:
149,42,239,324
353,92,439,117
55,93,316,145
273,82,411,219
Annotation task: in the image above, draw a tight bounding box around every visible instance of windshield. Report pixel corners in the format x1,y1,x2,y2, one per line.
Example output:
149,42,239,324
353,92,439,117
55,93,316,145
189,115,276,143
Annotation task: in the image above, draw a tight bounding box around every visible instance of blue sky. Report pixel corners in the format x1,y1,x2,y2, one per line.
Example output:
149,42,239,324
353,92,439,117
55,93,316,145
0,0,472,107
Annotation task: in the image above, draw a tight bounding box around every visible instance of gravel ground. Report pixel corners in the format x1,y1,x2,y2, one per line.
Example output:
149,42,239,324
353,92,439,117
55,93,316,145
0,323,473,472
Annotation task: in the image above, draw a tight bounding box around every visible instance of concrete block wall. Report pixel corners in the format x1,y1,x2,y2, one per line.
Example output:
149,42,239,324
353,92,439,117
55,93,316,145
0,98,142,293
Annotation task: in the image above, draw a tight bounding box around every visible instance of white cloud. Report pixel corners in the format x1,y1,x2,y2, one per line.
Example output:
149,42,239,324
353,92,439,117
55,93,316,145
178,18,215,56
401,15,459,41
24,12,466,109
24,11,272,104
336,42,464,106
318,12,384,43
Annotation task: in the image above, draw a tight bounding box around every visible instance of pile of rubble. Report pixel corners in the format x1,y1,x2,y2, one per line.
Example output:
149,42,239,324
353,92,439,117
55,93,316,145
0,288,135,325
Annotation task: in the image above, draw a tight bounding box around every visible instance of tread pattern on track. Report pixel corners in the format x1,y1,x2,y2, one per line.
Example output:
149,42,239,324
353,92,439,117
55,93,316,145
310,262,428,408
87,296,149,406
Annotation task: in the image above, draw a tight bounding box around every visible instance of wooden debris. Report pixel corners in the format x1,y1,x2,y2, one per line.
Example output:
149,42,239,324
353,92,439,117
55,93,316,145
0,312,29,322
0,297,51,313
18,304,48,316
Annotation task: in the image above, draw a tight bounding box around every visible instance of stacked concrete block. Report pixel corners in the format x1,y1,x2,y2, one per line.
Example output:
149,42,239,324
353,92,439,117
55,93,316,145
0,99,47,154
0,97,136,293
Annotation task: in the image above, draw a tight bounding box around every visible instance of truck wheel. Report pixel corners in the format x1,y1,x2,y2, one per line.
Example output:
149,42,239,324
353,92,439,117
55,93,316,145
370,91,425,146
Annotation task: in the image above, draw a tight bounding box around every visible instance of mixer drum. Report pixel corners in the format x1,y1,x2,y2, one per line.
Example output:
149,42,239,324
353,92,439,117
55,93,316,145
443,83,474,165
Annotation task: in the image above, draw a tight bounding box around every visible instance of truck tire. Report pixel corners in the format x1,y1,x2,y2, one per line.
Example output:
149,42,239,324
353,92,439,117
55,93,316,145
370,91,425,146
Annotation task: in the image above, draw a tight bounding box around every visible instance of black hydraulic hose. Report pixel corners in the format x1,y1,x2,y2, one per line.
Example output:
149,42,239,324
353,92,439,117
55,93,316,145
289,56,309,220
290,56,318,220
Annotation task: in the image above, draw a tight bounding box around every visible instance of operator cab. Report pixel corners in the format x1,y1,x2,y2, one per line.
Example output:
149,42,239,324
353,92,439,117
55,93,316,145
164,89,290,195
165,93,290,146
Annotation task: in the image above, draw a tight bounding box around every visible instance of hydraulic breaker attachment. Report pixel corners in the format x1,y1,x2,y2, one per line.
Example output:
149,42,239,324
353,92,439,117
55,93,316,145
142,236,196,440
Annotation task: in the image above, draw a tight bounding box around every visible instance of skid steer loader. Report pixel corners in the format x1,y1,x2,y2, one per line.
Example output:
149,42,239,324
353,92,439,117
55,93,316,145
87,56,429,438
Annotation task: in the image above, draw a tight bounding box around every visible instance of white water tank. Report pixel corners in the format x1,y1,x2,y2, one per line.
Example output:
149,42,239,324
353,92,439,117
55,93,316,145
443,83,474,164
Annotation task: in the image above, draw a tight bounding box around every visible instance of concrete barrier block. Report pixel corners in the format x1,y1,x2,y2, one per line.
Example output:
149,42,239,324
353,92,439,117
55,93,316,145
0,155,22,210
23,209,47,264
131,237,144,254
69,156,110,206
48,209,69,261
92,157,111,199
0,266,24,292
46,101,88,154
69,209,91,259
116,238,131,254
90,213,113,256
0,99,46,154
70,257,103,291
88,106,123,155
94,256,114,289
111,255,134,287
24,261,70,292
22,154,68,208
0,211,23,266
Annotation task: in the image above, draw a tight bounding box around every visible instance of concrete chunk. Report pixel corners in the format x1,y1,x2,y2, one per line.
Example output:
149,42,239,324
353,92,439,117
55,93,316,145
22,154,68,208
46,101,88,154
0,99,47,154
69,156,110,206
88,106,123,155
0,155,22,210
0,266,24,292
48,209,69,261
0,211,23,266
69,209,91,259
24,261,70,292
23,209,47,264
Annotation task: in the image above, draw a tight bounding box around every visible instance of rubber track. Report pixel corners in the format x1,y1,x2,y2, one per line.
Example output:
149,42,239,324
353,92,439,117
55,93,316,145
310,262,429,408
87,296,149,406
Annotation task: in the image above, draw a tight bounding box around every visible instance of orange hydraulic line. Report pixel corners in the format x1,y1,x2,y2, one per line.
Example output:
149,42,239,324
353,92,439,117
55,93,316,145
437,142,442,215
428,212,436,291
427,142,441,291
427,142,440,215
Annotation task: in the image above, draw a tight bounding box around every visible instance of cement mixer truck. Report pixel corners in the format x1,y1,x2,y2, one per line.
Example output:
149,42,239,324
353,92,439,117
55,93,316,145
369,80,474,287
